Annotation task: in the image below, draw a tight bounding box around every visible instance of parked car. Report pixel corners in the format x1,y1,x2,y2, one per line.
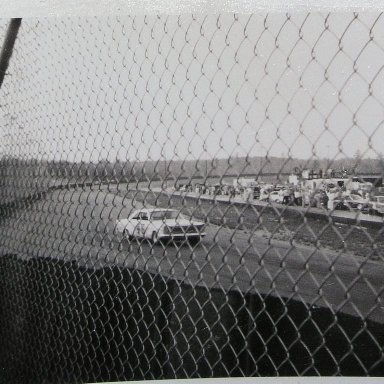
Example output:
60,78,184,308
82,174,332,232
116,208,206,244
268,191,283,203
368,196,384,216
309,191,327,208
253,186,261,200
348,194,370,211
332,197,350,210
259,191,270,201
333,195,369,212
178,184,192,192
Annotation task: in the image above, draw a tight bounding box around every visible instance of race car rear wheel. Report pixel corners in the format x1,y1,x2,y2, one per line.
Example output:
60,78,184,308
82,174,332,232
151,231,160,245
123,229,133,241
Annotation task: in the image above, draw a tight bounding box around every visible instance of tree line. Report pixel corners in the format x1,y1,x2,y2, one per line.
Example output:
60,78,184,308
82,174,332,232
0,156,383,187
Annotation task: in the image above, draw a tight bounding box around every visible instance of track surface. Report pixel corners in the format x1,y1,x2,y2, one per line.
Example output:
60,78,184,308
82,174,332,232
1,183,383,323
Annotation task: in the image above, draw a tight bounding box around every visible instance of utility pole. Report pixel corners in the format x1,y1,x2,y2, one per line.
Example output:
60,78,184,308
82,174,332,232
0,19,22,89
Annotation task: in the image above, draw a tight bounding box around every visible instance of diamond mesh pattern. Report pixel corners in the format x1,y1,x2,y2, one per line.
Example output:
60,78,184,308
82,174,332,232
0,14,384,382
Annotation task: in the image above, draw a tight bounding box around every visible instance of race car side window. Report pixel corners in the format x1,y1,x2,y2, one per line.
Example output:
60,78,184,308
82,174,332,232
139,213,148,221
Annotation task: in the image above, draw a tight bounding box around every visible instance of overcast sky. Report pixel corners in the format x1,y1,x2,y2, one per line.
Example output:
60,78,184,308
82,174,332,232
1,13,384,163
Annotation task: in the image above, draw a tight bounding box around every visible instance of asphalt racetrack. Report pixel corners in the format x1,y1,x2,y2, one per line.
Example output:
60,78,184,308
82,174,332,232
1,183,383,323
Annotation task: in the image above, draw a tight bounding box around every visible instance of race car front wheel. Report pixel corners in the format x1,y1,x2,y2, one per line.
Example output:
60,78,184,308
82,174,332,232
151,231,160,245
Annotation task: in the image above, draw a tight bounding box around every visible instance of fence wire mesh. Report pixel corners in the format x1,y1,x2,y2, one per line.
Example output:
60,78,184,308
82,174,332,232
0,14,384,382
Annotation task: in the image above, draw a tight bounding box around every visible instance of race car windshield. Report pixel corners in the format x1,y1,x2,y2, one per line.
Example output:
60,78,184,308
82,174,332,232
151,211,179,220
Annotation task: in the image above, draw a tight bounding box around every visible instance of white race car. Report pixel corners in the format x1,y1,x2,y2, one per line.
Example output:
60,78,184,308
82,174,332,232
116,208,206,244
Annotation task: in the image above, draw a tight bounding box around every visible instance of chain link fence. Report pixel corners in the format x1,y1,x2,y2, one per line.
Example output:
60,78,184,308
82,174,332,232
0,14,384,382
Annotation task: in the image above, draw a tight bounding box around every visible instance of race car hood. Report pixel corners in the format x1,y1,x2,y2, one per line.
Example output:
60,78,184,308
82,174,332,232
160,218,204,227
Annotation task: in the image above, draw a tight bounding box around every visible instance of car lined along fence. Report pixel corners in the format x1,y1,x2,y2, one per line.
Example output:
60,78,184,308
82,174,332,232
0,14,384,383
